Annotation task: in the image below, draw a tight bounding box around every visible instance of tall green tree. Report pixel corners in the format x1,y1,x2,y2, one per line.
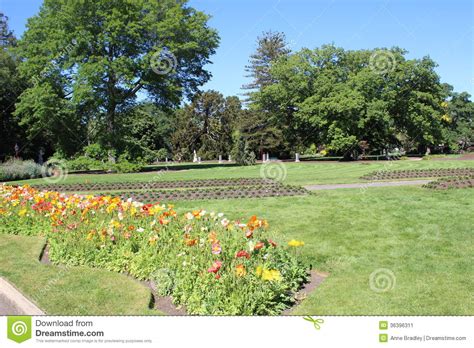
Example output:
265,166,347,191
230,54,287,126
0,12,26,160
14,0,219,157
254,44,447,157
441,90,474,151
171,91,241,160
243,31,290,96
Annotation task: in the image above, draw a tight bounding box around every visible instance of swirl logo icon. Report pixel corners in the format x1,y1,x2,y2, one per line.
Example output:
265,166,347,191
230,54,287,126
369,50,396,75
41,158,69,184
7,316,32,343
260,162,287,182
369,268,396,293
151,49,178,75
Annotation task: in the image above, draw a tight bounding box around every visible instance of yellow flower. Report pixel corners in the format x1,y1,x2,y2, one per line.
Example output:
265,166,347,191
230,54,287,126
288,239,305,247
149,236,158,245
235,264,246,277
261,269,282,282
106,202,117,214
18,208,27,217
86,231,95,241
256,265,263,277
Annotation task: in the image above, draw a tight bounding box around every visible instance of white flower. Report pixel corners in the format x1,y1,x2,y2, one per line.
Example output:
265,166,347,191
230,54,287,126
137,227,144,233
117,212,124,221
199,210,207,217
185,212,194,220
217,213,224,218
221,218,230,228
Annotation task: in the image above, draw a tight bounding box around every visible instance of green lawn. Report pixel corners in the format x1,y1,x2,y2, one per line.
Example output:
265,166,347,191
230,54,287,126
0,234,155,315
3,160,474,315
9,159,474,187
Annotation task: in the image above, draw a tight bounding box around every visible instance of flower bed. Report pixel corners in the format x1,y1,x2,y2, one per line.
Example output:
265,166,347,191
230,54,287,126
0,185,309,315
361,168,474,181
103,185,309,202
422,176,474,190
31,178,276,192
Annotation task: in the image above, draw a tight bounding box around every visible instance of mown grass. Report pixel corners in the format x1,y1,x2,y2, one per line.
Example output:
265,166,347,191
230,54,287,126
8,160,474,187
0,234,156,315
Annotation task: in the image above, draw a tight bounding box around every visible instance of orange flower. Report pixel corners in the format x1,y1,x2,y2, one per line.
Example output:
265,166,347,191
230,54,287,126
254,241,265,250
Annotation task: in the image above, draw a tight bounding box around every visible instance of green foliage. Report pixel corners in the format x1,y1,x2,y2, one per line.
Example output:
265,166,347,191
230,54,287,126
253,44,449,156
0,12,29,160
14,0,219,155
66,156,104,171
112,160,145,174
171,91,241,160
84,144,108,161
156,148,168,161
243,31,290,95
233,135,256,166
0,159,44,181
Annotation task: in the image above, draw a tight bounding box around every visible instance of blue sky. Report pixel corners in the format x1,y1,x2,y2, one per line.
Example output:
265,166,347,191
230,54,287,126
2,0,473,97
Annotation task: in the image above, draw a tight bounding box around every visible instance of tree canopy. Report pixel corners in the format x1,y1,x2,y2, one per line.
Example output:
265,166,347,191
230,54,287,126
14,0,219,157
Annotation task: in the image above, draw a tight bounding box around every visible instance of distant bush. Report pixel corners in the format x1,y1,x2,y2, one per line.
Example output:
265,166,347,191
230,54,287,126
66,156,104,171
112,160,145,173
0,159,44,181
84,143,108,161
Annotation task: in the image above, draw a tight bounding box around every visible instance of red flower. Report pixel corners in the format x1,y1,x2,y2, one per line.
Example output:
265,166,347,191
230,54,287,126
268,239,277,247
207,260,222,274
236,250,250,259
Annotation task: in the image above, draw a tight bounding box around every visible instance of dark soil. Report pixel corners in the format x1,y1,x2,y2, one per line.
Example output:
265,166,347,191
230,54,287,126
423,176,474,190
31,178,277,192
361,168,474,181
282,270,329,315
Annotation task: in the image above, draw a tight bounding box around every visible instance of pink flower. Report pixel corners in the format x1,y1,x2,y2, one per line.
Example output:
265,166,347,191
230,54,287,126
211,242,222,255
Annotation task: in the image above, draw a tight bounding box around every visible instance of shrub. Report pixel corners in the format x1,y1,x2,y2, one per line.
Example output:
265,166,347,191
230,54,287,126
66,156,104,171
156,148,168,161
233,137,256,166
0,185,309,315
0,159,44,181
112,160,145,173
84,143,108,161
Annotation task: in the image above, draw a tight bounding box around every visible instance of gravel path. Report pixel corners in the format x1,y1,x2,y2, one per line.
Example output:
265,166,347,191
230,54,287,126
304,180,431,190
